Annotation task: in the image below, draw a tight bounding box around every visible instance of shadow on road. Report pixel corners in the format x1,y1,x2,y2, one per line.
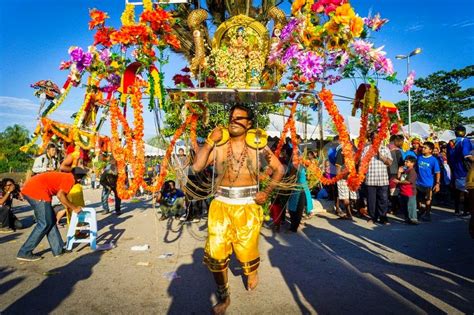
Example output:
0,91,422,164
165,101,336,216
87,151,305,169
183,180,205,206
3,251,104,314
167,248,214,314
264,216,474,314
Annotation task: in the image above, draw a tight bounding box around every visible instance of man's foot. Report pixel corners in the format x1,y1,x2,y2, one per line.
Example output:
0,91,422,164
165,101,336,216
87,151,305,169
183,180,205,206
17,253,43,262
159,215,168,221
212,296,230,315
247,271,259,291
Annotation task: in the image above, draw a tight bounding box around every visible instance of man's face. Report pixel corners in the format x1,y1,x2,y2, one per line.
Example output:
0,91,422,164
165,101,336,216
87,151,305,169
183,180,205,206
412,142,420,150
178,149,184,156
229,108,252,137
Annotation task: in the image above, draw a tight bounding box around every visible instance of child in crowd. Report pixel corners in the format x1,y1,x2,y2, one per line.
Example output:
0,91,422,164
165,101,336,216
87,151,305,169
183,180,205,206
416,141,441,221
395,156,418,225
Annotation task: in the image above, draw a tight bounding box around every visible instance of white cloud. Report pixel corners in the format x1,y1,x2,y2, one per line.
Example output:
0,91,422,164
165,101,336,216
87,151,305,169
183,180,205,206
451,20,474,28
0,96,74,132
405,23,424,32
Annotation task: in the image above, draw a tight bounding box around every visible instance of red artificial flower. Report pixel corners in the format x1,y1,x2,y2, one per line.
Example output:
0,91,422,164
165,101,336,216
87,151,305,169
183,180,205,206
94,26,114,47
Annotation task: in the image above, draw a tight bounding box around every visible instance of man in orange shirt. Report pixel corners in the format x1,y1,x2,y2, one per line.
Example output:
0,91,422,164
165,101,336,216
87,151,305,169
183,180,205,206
17,167,87,261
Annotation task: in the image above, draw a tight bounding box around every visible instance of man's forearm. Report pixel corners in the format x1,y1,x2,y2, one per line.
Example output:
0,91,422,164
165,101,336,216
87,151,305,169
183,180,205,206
192,143,213,172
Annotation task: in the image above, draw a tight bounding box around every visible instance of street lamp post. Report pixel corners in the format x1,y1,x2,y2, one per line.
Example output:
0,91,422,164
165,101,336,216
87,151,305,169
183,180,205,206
396,48,422,137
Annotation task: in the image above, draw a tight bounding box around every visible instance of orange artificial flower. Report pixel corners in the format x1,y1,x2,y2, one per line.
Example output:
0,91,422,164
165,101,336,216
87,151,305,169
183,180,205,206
332,3,356,25
89,9,109,30
350,16,364,38
291,0,306,14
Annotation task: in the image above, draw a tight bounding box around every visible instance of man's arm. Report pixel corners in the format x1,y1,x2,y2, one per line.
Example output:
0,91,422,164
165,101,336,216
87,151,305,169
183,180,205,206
254,147,284,205
56,190,82,213
192,127,222,172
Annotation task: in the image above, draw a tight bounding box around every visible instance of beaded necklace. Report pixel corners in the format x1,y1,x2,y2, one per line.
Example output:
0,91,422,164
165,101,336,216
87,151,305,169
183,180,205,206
226,140,248,186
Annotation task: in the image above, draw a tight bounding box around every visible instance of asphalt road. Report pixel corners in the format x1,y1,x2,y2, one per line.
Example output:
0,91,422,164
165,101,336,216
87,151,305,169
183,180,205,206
0,188,473,314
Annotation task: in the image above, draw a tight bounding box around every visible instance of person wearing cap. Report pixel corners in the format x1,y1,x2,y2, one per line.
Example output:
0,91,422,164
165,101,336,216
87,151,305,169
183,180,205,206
31,142,59,175
404,138,422,160
16,167,87,261
447,125,472,216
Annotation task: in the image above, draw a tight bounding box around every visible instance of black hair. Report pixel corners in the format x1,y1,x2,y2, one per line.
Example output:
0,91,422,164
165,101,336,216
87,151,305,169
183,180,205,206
46,142,57,150
1,178,15,191
405,155,417,164
389,134,398,142
455,125,466,137
423,141,435,151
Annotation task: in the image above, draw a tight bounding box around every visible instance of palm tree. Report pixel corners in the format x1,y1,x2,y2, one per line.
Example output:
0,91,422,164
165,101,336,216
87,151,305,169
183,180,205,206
295,110,313,125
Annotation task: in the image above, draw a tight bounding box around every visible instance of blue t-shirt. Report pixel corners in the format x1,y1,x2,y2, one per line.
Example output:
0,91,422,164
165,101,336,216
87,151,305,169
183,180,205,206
448,137,472,179
404,149,418,160
416,155,440,188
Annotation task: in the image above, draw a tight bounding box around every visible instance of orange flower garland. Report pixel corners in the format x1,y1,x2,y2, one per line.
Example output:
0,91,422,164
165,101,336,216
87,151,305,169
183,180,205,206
319,89,357,178
110,82,146,199
316,89,390,191
346,106,390,191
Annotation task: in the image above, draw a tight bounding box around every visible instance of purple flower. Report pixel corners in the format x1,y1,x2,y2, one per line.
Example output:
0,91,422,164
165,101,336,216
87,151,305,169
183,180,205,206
282,44,302,64
280,18,300,41
298,51,324,80
69,47,84,63
99,48,111,64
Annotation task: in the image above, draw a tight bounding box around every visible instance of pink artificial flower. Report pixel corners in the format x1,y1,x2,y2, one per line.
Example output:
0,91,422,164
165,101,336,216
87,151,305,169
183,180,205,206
311,0,347,15
352,39,373,56
401,70,416,94
363,13,389,32
298,51,324,81
268,42,283,64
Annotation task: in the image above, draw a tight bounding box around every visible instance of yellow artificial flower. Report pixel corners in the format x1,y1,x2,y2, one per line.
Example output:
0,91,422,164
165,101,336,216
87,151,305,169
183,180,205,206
143,0,153,11
324,20,340,35
291,0,306,14
121,4,135,26
333,3,355,26
350,16,364,37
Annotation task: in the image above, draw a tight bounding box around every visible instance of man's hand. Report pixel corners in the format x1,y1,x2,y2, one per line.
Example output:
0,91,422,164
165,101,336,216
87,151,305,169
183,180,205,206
393,179,400,184
433,183,440,193
209,127,223,143
72,206,82,214
254,191,268,205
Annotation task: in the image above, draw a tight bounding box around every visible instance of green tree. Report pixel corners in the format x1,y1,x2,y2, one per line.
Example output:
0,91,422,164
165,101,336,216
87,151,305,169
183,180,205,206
161,102,279,139
396,65,474,130
0,124,34,172
295,109,313,124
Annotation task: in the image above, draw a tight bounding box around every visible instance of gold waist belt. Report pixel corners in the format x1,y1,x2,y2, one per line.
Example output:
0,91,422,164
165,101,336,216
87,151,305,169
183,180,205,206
216,186,258,199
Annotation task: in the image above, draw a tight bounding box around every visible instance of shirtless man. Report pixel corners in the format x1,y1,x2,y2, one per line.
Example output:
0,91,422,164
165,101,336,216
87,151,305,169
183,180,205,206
192,104,284,314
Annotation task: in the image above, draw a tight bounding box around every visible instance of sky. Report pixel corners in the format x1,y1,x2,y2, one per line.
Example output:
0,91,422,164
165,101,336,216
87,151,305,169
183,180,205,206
0,0,473,139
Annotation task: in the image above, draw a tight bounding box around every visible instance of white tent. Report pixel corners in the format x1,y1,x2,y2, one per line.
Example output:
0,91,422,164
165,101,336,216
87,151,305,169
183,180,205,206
402,121,434,139
345,116,361,140
266,113,335,140
144,143,165,156
438,130,456,142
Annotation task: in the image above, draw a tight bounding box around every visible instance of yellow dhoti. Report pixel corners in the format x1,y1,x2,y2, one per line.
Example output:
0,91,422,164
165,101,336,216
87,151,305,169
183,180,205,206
204,195,263,275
